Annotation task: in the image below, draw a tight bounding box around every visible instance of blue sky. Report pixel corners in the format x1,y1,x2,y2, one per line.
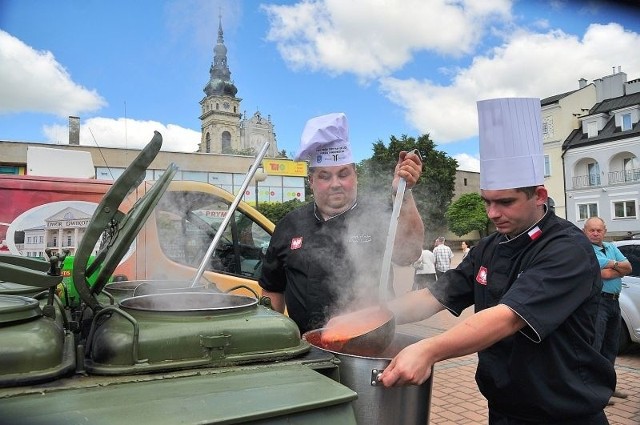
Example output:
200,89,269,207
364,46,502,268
1,0,639,172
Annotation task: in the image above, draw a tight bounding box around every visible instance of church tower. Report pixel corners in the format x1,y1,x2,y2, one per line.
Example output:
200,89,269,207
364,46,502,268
199,15,241,154
199,15,278,156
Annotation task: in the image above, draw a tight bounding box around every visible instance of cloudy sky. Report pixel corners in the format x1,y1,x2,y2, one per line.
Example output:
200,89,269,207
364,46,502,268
1,0,639,171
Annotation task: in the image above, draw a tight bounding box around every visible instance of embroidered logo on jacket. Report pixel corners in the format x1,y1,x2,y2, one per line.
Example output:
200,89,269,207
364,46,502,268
347,234,372,244
476,266,488,285
290,237,303,250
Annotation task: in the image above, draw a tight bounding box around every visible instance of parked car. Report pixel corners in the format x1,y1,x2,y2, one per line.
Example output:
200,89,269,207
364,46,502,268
613,239,640,352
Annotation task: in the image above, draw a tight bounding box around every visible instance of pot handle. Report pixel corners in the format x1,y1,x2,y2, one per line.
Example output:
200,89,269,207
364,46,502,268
371,368,385,386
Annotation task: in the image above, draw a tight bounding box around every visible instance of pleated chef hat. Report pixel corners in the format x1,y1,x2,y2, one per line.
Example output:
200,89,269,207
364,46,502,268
295,112,353,167
478,98,544,190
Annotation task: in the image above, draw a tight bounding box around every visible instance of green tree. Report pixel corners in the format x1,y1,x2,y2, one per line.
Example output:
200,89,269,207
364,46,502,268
257,199,308,224
357,134,457,239
445,192,490,238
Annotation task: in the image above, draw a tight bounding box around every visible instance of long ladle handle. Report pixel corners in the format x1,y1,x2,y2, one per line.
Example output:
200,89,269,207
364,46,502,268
378,176,406,301
191,141,270,287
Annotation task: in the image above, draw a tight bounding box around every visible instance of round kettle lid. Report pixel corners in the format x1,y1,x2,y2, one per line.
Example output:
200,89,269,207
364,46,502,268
0,295,41,324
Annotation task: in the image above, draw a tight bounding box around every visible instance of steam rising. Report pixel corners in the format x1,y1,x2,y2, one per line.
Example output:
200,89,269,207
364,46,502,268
319,190,399,327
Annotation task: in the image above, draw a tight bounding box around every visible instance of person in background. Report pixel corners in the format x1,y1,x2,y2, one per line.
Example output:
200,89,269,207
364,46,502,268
413,243,437,290
433,236,453,279
461,240,471,259
259,112,424,334
375,98,614,424
583,216,632,403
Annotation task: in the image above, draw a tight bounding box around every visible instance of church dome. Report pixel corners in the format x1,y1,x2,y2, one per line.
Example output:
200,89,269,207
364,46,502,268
204,78,238,97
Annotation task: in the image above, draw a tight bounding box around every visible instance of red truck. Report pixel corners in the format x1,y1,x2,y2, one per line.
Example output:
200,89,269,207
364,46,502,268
0,173,275,300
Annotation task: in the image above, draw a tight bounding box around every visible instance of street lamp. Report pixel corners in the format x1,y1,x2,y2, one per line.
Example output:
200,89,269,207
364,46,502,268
253,166,267,208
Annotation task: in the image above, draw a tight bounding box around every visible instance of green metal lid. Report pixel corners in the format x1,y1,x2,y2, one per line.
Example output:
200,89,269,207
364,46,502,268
0,295,41,324
0,281,43,296
73,132,178,311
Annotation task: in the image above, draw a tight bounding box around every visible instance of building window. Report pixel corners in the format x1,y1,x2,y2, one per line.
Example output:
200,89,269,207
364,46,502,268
622,113,632,131
613,200,637,219
623,157,640,182
221,131,232,154
578,203,598,221
463,178,468,186
587,121,597,138
0,165,20,174
544,155,551,177
588,162,600,186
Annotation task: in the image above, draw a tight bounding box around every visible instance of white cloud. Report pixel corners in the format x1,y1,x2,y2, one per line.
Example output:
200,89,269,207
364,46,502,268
0,27,200,153
0,30,106,116
43,117,201,152
380,23,640,143
263,0,640,148
262,0,512,80
453,153,480,172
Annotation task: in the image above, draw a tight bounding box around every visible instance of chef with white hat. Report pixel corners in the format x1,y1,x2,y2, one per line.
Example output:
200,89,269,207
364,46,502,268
259,112,424,334
378,98,614,424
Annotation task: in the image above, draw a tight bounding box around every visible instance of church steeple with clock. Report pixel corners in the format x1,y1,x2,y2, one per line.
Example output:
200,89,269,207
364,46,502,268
199,15,277,156
199,14,241,154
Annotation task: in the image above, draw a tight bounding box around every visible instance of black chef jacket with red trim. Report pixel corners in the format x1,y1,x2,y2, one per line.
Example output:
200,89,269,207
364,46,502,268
259,200,392,334
428,210,615,421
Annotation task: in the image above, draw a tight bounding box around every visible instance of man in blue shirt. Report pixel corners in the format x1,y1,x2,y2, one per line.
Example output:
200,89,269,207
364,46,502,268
583,216,632,401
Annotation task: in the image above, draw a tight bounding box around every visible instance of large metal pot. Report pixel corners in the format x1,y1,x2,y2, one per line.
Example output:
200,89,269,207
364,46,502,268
305,330,432,425
85,292,309,374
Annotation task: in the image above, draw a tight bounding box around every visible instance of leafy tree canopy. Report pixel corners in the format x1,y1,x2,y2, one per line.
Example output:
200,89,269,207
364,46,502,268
357,134,458,239
257,199,306,224
445,192,490,238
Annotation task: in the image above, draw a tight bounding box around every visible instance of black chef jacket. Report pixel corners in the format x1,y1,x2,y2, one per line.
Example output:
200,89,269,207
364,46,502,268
259,200,392,334
428,210,615,422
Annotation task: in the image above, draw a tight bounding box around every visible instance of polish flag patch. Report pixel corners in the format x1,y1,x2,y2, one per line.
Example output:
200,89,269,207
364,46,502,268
528,226,542,241
290,237,303,250
476,266,488,285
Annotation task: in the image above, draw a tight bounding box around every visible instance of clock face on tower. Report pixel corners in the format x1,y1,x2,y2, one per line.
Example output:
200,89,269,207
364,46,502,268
223,101,230,110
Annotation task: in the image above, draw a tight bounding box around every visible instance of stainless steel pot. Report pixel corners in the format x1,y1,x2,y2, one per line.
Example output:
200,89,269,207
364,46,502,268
118,291,257,312
305,331,432,425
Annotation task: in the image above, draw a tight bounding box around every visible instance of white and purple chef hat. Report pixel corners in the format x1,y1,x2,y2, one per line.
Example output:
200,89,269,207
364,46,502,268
478,98,544,190
295,112,353,167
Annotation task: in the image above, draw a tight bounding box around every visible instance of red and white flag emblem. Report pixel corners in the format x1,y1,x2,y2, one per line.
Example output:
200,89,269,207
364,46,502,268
290,237,303,250
528,226,542,241
476,266,488,285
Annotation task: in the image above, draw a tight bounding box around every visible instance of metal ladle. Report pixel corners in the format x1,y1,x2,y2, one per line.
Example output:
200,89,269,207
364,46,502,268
191,141,270,287
328,176,408,354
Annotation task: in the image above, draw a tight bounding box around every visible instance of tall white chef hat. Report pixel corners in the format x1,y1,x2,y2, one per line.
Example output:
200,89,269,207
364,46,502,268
295,112,353,167
478,97,544,190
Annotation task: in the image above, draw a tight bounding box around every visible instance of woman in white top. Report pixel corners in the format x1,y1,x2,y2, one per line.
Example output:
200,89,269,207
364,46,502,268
413,248,437,290
461,241,471,259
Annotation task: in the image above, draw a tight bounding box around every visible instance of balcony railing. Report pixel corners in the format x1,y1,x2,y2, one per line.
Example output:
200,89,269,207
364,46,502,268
572,174,601,189
608,168,640,185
